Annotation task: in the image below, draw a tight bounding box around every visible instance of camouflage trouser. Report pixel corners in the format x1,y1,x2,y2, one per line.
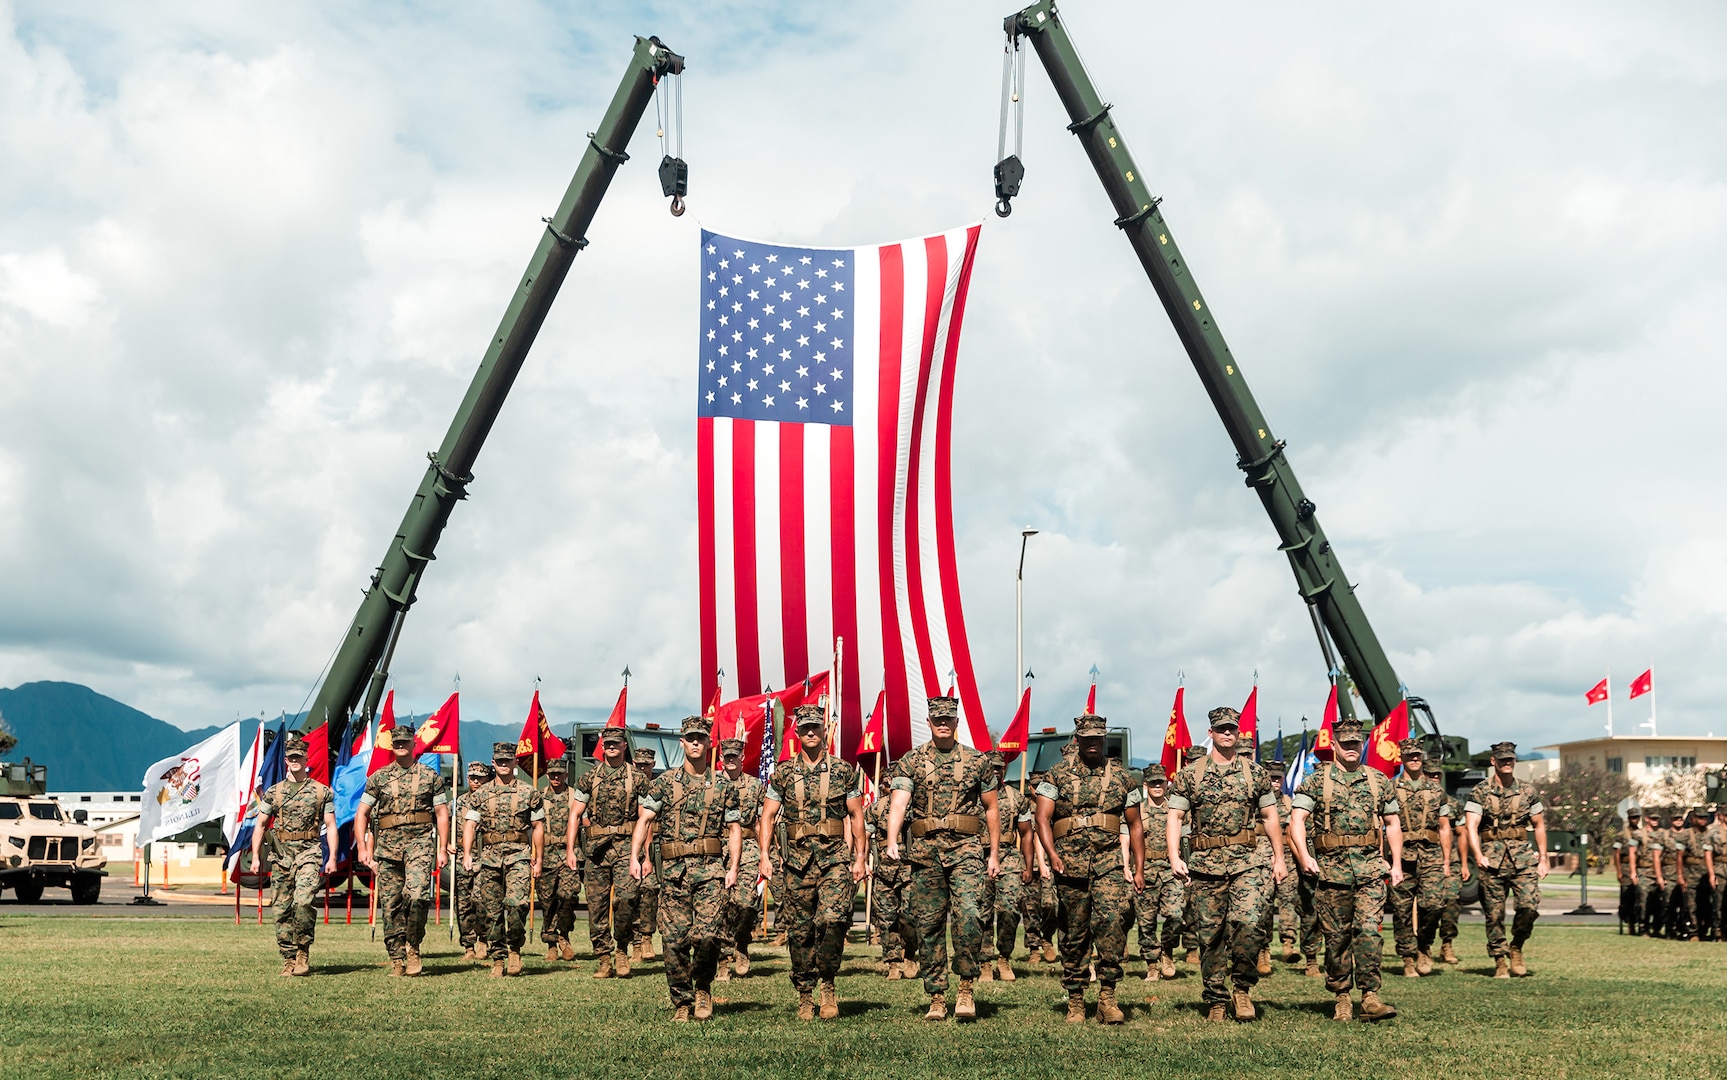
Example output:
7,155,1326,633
270,846,322,958
725,838,762,957
476,844,533,954
455,864,483,948
538,850,581,944
1298,872,1321,957
1635,880,1664,935
1681,871,1706,937
781,857,856,990
871,862,916,963
1439,869,1461,944
1479,861,1540,958
907,854,987,994
1664,882,1687,937
1028,873,1058,950
1616,880,1638,929
583,838,640,956
1188,866,1272,1004
637,885,661,944
1316,878,1386,994
1713,876,1726,940
1055,863,1132,991
374,829,438,960
661,857,728,1009
986,855,1025,960
1134,860,1184,961
1390,842,1447,958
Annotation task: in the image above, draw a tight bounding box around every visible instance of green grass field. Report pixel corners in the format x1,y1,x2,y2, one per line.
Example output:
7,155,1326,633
2,914,1722,1079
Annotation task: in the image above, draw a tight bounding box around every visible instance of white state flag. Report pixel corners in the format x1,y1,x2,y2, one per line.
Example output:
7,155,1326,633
138,723,241,846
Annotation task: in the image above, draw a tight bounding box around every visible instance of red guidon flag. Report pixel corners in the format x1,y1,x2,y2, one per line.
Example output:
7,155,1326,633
855,690,888,763
516,691,567,774
1084,681,1096,716
996,687,1031,764
1159,687,1191,776
1314,684,1339,762
1585,678,1609,706
302,722,330,785
696,226,993,761
711,673,830,775
593,686,628,761
413,692,460,756
1365,700,1409,778
1238,685,1259,745
1628,669,1653,699
367,690,398,775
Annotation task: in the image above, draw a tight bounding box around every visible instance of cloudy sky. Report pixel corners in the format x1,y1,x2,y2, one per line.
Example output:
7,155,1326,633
2,0,1724,758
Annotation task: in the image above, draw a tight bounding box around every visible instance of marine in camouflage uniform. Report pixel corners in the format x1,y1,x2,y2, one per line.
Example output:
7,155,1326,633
1631,810,1666,936
462,742,546,976
1464,741,1548,977
1389,738,1450,977
759,705,866,1020
1265,764,1302,964
632,715,741,1023
249,734,336,976
1024,770,1060,964
572,727,642,976
885,696,1002,1022
452,762,493,958
538,758,582,962
717,737,765,979
1177,744,1206,964
1438,791,1467,963
1036,715,1143,1024
1709,806,1727,941
632,748,663,962
1659,811,1687,938
1290,718,1403,1022
982,753,1033,980
1611,809,1639,934
1135,764,1185,980
1676,808,1712,940
357,725,451,976
866,794,918,977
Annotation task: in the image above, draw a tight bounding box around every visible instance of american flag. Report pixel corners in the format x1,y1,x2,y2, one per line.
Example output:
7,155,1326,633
696,225,992,759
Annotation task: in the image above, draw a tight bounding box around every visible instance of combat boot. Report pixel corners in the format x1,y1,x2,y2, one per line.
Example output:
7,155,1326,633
279,957,296,977
797,990,816,1021
886,959,903,980
924,993,947,1021
462,946,476,961
1143,959,1158,982
716,962,732,983
671,1005,690,1023
997,957,1016,981
694,990,714,1021
1283,943,1300,964
615,950,632,977
819,979,839,1020
1097,985,1124,1025
1417,949,1433,975
1256,948,1273,977
558,937,576,962
474,940,488,960
1231,989,1256,1021
405,945,422,976
1509,946,1527,976
1065,990,1087,1023
388,959,406,977
1493,956,1510,979
977,957,994,981
292,948,311,976
1185,948,1200,965
735,951,751,976
772,929,789,946
1358,991,1397,1020
1205,1002,1227,1022
490,958,506,978
546,944,559,962
954,979,977,1020
1403,957,1419,978
902,960,920,979
1305,956,1321,978
593,953,614,979
1042,941,1059,964
1333,992,1353,1021
640,938,656,962
1441,941,1458,964
1159,953,1177,979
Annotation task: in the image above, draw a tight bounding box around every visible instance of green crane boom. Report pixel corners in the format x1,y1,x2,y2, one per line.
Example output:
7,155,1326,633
297,35,686,753
999,1,1403,722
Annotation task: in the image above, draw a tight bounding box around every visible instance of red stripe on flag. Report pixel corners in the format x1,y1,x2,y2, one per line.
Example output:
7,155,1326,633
876,243,911,756
778,427,808,685
732,420,761,697
698,417,718,710
900,235,945,694
829,425,864,758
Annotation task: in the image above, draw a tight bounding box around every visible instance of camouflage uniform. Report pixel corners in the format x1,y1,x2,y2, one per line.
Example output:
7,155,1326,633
1039,733,1141,995
1709,812,1727,940
633,750,662,956
258,771,334,962
1390,758,1448,964
1677,814,1710,938
1270,788,1301,954
1438,793,1466,953
1168,739,1279,1009
573,741,642,960
721,741,766,966
1134,770,1184,968
639,723,738,1013
452,764,493,953
538,762,582,956
985,776,1033,963
866,797,917,968
361,747,450,964
1466,761,1543,960
464,752,546,959
1293,760,1400,996
766,736,862,995
1611,814,1638,930
1632,817,1665,936
890,713,999,997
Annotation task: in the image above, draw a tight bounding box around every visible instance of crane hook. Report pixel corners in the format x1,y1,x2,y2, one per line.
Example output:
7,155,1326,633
995,198,1013,218
670,195,686,218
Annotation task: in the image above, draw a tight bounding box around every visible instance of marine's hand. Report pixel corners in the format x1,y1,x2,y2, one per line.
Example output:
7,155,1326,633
631,857,646,881
1170,855,1188,881
324,856,337,875
435,848,446,873
1272,857,1289,884
1537,856,1550,879
759,854,775,881
1133,871,1145,893
565,851,580,872
1048,853,1065,877
884,842,899,863
463,854,473,873
1299,854,1320,877
725,867,738,889
531,857,543,879
851,856,868,883
1388,865,1404,888
987,854,1000,880
1021,865,1034,885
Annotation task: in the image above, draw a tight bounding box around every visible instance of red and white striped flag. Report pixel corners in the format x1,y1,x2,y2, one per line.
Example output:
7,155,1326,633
696,225,991,758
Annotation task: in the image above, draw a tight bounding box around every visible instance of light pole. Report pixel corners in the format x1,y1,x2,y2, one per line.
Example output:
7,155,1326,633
1016,528,1038,698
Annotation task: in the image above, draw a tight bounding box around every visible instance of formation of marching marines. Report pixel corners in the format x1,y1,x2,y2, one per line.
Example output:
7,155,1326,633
251,699,1559,1024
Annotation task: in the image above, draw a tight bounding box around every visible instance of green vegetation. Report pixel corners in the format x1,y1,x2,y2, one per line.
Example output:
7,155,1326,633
1,915,1721,1079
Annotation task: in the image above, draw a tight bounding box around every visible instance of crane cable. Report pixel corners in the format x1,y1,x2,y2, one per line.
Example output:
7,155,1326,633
994,30,1026,217
655,69,688,216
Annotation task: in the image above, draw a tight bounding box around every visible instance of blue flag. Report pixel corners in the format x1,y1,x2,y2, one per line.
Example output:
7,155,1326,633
226,719,288,869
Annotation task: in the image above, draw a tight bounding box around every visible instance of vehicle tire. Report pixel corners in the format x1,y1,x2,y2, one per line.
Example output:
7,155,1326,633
13,880,44,903
71,875,101,905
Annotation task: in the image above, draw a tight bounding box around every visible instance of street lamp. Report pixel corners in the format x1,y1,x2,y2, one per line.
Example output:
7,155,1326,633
1017,528,1038,698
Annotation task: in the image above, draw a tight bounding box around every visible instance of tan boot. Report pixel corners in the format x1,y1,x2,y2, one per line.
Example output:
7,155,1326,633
546,944,559,962
998,957,1016,982
1283,943,1299,964
1232,989,1256,1021
1143,959,1158,982
1305,957,1321,978
1159,953,1177,979
474,941,488,960
978,958,994,982
694,989,714,1020
886,960,903,981
405,945,422,976
671,1005,691,1023
902,960,919,979
1256,948,1273,977
506,950,522,976
1441,941,1458,965
1416,950,1433,975
1493,956,1510,979
735,952,751,976
462,946,475,961
1403,956,1419,978
1206,1002,1227,1022
490,958,505,978
1043,942,1059,964
641,939,656,962
819,979,839,1019
388,959,406,977
1359,990,1397,1020
279,957,296,977
560,937,576,962
1097,985,1124,1025
615,950,631,978
593,953,614,979
924,993,947,1021
292,948,311,976
716,963,732,983
1333,992,1353,1021
1509,947,1527,976
1066,990,1087,1023
1185,949,1200,965
954,979,976,1020
797,990,816,1021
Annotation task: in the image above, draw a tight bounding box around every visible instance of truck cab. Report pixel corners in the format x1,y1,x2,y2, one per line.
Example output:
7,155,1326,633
564,723,686,783
0,761,107,904
1007,725,1133,783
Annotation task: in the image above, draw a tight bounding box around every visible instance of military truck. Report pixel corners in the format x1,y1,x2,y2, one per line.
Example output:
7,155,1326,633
564,722,687,783
0,760,107,904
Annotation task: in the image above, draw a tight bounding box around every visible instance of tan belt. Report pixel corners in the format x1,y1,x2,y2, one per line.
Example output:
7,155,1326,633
1405,828,1440,845
908,814,982,838
376,811,434,830
274,828,320,842
1191,827,1256,851
786,820,846,841
662,838,725,860
1050,813,1122,839
483,830,531,845
586,823,634,839
1315,833,1378,851
1481,827,1528,842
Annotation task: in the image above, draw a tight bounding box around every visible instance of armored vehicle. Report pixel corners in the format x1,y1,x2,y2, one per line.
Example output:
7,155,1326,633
0,760,107,903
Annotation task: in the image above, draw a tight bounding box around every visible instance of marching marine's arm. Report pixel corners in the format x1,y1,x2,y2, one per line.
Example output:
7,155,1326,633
1383,811,1404,887
1531,809,1549,877
1289,806,1319,876
884,788,912,862
847,793,869,882
983,787,1001,879
629,802,658,880
1125,803,1145,891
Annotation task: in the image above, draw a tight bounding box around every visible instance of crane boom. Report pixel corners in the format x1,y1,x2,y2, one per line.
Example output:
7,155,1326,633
297,35,686,752
1000,1,1402,720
